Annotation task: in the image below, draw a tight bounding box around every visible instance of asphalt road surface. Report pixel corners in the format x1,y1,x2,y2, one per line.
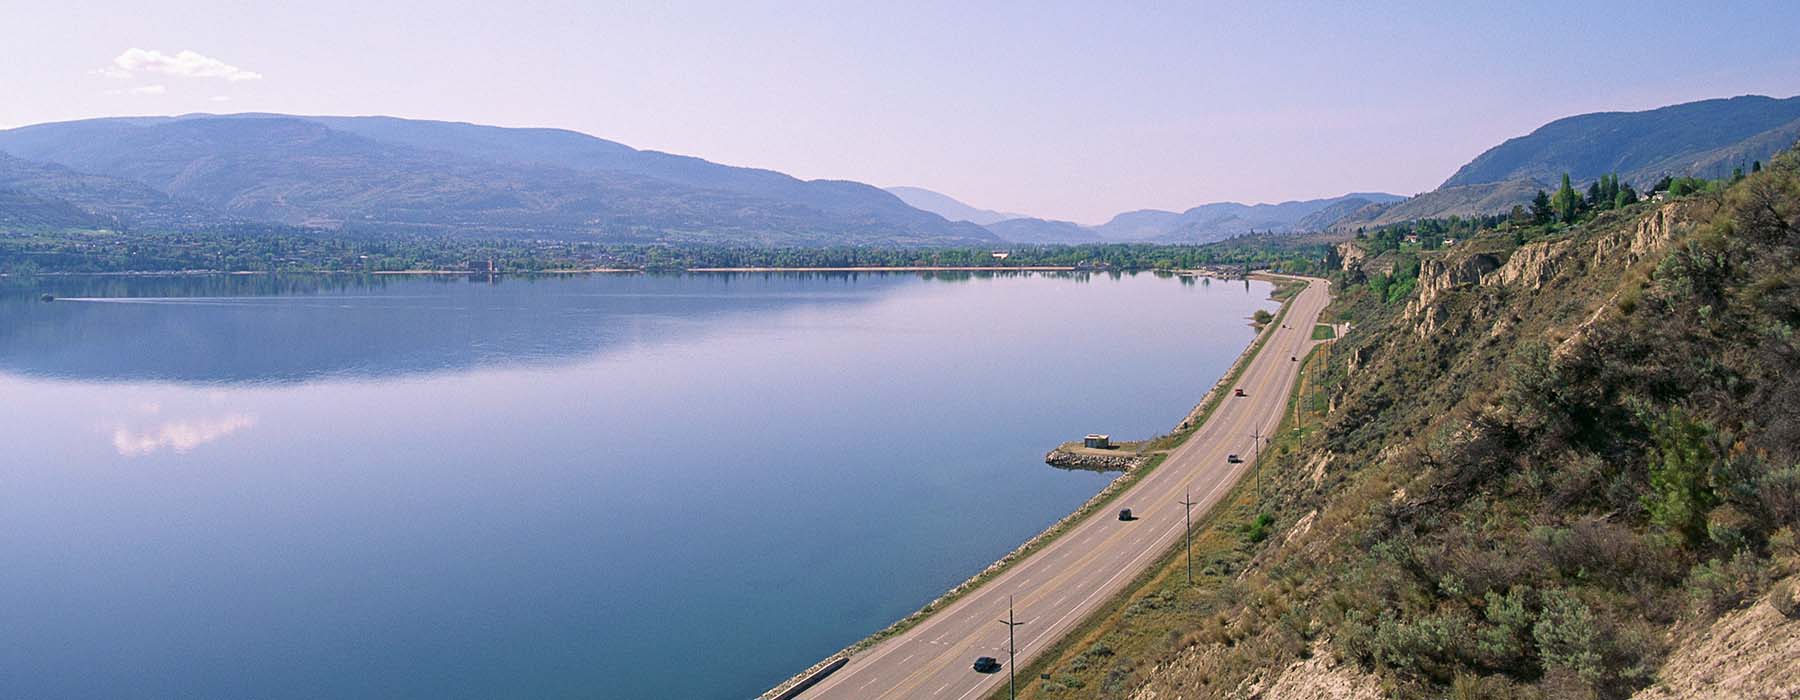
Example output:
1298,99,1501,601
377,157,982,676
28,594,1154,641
792,275,1333,700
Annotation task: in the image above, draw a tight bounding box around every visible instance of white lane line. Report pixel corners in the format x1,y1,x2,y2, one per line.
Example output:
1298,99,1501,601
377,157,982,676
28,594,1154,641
820,281,1327,700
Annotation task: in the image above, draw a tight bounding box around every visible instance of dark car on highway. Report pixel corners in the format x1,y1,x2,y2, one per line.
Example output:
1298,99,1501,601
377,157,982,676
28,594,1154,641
1118,508,1135,521
973,656,1001,673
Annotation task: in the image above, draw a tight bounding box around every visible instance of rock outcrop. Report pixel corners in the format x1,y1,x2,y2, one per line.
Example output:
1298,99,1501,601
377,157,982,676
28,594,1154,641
1409,253,1501,312
1593,200,1713,268
1130,639,1382,700
1335,241,1367,272
1404,252,1500,336
1485,238,1573,290
1045,448,1143,472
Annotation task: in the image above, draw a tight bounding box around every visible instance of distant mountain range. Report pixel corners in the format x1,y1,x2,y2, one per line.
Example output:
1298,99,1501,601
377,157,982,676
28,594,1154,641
881,94,1800,240
984,217,1104,244
884,186,1024,226
1103,194,1406,243
5,94,1798,246
887,186,1404,244
0,114,996,245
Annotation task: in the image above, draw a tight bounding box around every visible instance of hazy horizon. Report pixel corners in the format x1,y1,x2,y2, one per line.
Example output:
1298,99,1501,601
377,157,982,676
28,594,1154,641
3,1,1798,223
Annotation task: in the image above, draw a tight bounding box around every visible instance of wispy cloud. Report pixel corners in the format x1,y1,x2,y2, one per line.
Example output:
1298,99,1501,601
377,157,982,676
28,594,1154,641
103,48,263,82
112,414,257,457
210,95,231,102
104,83,167,96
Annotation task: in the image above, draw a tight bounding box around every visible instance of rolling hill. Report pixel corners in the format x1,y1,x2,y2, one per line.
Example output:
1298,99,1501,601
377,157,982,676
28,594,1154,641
1330,178,1548,230
982,217,1102,244
0,151,209,229
0,114,996,245
883,186,1024,226
1093,193,1405,243
1443,94,1800,189
1322,95,1800,233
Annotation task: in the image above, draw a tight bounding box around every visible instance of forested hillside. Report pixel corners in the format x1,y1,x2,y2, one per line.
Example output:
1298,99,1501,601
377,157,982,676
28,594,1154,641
1012,145,1800,700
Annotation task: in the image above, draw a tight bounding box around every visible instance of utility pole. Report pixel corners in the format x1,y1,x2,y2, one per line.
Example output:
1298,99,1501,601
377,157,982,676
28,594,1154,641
1251,428,1264,503
1179,489,1198,585
999,595,1023,700
1292,369,1301,431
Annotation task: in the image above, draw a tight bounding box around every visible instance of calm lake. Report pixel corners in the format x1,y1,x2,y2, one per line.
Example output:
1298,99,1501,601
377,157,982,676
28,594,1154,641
0,271,1277,699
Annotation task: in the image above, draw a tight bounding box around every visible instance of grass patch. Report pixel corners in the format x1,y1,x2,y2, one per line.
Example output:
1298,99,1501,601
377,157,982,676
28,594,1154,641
1311,324,1336,340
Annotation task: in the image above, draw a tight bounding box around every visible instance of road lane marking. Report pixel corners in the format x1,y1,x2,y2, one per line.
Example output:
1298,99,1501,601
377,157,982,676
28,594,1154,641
799,280,1328,700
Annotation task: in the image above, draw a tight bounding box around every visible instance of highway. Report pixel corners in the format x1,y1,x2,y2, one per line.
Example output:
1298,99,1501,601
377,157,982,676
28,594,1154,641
790,275,1333,700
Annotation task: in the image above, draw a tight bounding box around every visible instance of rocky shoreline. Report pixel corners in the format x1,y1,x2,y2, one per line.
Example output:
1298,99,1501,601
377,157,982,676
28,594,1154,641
1044,447,1144,472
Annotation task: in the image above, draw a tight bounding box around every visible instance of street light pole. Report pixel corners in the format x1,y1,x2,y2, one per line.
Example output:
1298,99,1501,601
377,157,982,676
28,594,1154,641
1179,489,1198,585
999,595,1024,700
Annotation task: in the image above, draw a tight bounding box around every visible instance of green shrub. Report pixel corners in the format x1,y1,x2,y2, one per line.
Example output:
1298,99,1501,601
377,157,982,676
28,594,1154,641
1759,465,1800,530
1245,513,1277,543
1474,586,1535,672
1372,608,1472,681
1685,550,1771,615
1532,589,1603,684
1643,409,1719,542
1770,579,1799,619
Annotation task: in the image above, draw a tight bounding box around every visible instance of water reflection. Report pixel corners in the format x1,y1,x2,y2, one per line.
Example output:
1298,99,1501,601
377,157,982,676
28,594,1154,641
111,413,258,456
0,271,1278,700
0,272,936,384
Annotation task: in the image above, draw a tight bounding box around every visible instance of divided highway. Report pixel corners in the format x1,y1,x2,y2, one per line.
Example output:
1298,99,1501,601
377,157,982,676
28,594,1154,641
789,276,1333,700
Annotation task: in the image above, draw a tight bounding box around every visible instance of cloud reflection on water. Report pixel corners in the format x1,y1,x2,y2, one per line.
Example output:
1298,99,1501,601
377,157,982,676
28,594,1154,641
111,413,257,456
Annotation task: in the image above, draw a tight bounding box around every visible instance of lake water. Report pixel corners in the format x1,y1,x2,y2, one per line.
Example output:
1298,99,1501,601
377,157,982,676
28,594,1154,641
0,271,1277,699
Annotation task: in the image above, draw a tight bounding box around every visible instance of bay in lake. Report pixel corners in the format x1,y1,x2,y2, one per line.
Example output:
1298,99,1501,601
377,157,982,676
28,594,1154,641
0,271,1277,699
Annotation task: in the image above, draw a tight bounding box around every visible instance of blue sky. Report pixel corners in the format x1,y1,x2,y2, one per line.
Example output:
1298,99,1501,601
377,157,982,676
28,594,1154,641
2,1,1797,222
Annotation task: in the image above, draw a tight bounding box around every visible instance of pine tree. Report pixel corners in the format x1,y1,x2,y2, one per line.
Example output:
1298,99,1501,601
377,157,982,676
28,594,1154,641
1552,174,1582,223
1509,204,1531,226
1531,190,1554,225
1616,182,1638,209
1753,160,1763,173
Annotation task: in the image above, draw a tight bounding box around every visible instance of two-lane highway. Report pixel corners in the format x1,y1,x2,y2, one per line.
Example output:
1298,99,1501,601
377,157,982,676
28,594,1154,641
790,275,1333,700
